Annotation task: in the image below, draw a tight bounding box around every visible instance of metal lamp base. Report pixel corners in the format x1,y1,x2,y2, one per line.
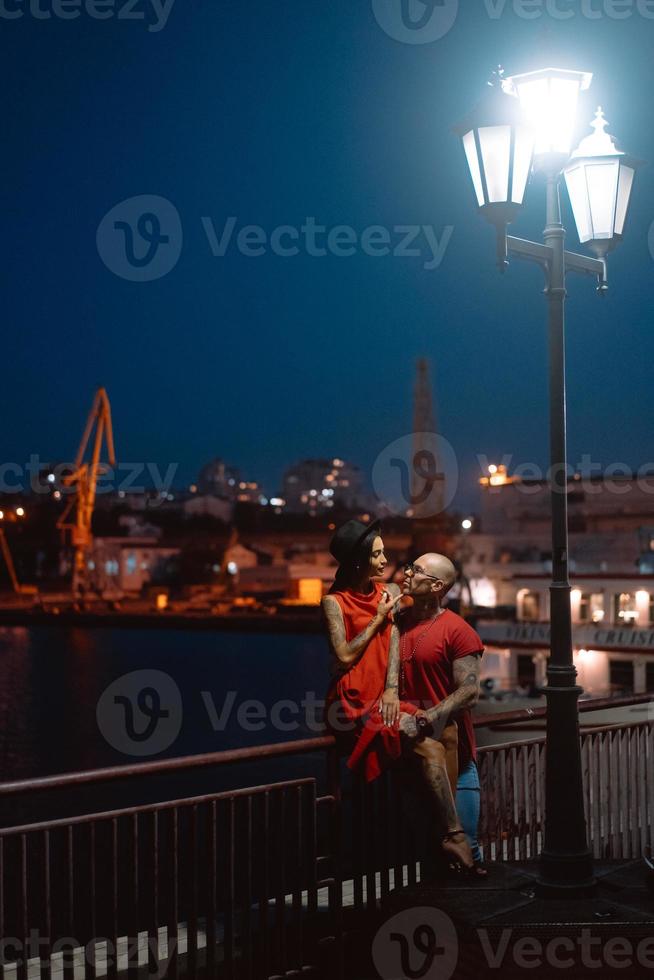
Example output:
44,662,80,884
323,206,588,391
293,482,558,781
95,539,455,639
537,848,597,898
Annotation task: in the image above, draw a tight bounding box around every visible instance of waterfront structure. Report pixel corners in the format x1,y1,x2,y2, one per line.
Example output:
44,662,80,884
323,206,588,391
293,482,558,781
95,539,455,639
88,536,180,593
479,463,654,541
459,466,654,694
479,572,654,695
460,464,654,585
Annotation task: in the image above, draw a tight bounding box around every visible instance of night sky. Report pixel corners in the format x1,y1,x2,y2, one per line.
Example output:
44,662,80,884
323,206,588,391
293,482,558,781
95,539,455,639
3,1,654,511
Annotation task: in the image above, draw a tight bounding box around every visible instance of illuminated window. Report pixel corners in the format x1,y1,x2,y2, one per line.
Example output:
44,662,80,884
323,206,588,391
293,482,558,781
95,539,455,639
519,590,540,621
614,593,638,624
579,593,604,623
126,553,137,574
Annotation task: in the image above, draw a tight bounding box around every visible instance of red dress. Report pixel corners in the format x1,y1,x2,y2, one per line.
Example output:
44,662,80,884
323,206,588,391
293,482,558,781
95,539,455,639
326,580,390,725
326,581,418,781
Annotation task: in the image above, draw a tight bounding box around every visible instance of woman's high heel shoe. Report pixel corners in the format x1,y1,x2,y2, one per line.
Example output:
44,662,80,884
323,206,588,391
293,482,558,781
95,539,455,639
441,829,476,875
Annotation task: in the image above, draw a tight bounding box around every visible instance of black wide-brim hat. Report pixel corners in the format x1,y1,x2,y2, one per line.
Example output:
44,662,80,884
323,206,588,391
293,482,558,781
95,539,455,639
329,518,381,565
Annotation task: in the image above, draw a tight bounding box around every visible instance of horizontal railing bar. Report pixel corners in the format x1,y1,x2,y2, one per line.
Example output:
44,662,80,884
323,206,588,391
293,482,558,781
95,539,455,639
477,718,652,754
5,720,647,831
0,778,316,836
578,720,654,736
0,737,336,796
0,695,649,798
473,692,652,728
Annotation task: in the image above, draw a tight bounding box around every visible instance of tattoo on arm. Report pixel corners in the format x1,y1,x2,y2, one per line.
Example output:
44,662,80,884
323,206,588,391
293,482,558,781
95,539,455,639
424,653,481,726
385,623,400,690
322,596,381,667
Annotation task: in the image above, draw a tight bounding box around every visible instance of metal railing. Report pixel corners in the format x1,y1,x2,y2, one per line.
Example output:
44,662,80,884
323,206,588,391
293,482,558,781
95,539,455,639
0,695,651,979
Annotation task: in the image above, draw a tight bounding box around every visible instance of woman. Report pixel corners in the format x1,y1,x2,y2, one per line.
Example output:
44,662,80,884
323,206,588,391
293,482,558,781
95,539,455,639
321,518,404,753
322,520,474,872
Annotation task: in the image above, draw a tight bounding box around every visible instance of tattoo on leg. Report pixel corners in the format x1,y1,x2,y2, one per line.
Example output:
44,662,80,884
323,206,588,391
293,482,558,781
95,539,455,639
421,760,459,831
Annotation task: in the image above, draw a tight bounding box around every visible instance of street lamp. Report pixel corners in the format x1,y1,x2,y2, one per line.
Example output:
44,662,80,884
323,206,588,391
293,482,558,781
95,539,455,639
455,70,535,269
456,68,641,898
564,107,642,256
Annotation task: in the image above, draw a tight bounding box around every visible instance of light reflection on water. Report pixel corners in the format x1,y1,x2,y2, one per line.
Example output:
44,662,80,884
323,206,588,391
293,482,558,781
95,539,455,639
0,626,331,780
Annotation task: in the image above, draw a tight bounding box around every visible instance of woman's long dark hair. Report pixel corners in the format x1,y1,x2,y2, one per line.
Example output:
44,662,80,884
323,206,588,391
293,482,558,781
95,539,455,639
328,527,380,594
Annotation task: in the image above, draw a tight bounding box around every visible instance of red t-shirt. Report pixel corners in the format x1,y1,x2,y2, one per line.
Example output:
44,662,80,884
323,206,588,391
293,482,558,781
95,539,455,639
398,608,484,771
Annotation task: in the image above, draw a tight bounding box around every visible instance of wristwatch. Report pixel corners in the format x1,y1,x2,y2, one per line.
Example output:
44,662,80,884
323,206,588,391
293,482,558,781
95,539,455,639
415,714,431,737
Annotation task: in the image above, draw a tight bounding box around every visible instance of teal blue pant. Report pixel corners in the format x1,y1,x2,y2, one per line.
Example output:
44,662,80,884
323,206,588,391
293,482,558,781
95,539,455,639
456,759,482,862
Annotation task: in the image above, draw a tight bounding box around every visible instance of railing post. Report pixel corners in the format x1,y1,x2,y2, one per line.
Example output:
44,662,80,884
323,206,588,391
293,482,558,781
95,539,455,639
327,743,344,980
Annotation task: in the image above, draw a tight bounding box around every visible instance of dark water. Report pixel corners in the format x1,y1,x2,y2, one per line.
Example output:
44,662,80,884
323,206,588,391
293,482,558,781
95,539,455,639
0,625,332,781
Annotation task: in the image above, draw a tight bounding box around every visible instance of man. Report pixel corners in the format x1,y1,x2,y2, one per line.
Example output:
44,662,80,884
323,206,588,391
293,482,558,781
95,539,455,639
381,553,485,874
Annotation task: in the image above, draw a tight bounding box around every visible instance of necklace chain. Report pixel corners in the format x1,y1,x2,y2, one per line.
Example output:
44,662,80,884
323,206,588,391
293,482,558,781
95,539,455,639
399,609,443,692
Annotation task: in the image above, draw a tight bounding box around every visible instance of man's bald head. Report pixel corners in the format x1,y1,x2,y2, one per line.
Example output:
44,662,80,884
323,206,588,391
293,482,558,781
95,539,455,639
417,553,457,595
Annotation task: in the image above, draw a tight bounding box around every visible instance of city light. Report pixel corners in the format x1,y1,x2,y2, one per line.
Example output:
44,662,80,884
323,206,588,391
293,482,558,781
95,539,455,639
461,518,473,531
16,507,25,517
480,463,513,488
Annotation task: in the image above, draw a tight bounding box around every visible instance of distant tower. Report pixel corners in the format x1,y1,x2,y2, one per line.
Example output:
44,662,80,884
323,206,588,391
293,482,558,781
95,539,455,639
411,358,445,519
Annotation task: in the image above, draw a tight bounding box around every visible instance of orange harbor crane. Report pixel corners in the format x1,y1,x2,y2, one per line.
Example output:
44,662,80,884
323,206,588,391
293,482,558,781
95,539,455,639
57,387,116,597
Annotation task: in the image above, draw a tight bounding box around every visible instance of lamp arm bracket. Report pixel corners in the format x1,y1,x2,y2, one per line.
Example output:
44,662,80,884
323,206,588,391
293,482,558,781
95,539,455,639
506,235,552,284
564,250,604,277
564,250,608,296
505,237,608,295
506,235,552,267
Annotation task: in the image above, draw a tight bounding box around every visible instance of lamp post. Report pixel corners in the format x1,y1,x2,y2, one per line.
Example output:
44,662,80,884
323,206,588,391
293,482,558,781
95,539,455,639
455,68,641,897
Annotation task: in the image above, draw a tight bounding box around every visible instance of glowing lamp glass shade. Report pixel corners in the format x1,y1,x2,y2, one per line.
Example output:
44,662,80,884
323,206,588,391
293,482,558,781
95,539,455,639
502,68,592,159
564,108,640,254
456,84,534,225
